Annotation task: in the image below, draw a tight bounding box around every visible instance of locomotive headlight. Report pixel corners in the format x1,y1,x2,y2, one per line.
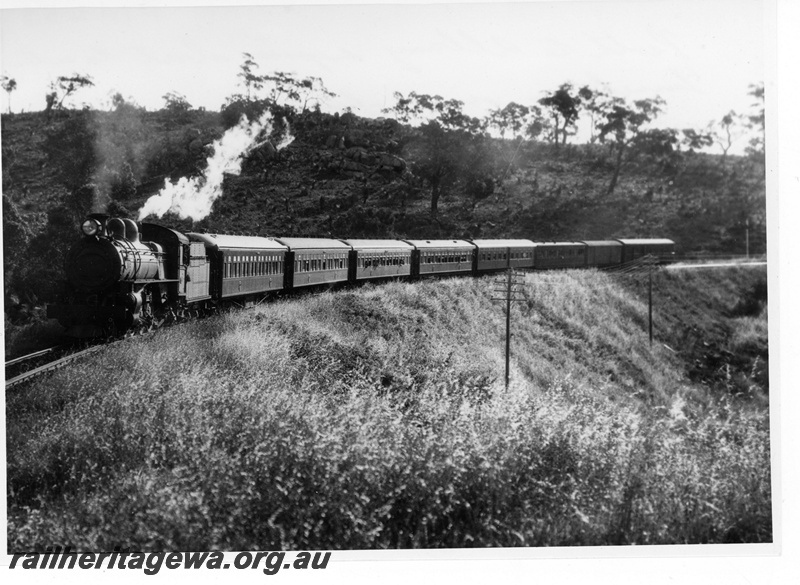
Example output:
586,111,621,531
81,219,100,236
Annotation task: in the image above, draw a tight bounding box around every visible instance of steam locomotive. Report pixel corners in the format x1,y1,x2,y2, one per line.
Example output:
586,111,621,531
47,214,675,338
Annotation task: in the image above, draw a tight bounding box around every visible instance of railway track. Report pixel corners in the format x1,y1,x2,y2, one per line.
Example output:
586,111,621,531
4,319,184,390
5,254,765,389
4,344,108,389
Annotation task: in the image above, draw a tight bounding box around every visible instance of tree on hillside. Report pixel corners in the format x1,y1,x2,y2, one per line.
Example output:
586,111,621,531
597,95,665,196
488,102,530,139
745,82,765,157
161,91,194,127
389,92,492,215
230,55,338,116
297,76,337,113
578,85,615,144
52,74,94,110
1,75,17,114
382,91,429,124
706,110,745,158
524,105,551,142
633,128,681,174
382,91,485,134
263,71,303,106
538,83,582,147
682,128,714,153
238,52,265,101
110,91,126,111
411,121,488,216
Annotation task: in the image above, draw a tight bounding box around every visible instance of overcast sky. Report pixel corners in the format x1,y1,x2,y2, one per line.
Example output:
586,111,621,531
0,0,767,149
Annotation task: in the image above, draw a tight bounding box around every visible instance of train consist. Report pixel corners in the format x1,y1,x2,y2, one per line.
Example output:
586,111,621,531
47,214,675,337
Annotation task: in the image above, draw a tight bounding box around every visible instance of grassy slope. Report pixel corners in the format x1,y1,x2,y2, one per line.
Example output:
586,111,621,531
7,265,770,550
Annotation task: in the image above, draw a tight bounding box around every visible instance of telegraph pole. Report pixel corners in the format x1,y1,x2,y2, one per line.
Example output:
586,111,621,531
746,218,750,259
492,268,525,388
648,260,653,347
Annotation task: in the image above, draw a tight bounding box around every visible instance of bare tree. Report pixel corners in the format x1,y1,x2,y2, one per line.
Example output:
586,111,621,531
707,110,745,158
297,76,337,113
1,75,17,114
52,74,94,110
238,53,265,101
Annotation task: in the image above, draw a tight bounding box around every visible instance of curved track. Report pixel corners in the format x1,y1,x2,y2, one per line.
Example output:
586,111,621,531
6,254,765,389
5,345,107,389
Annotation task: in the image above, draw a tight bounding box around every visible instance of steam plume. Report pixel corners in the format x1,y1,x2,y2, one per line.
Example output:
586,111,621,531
138,112,293,221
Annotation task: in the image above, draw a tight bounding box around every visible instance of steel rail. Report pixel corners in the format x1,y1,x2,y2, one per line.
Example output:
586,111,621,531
5,345,107,389
5,345,65,368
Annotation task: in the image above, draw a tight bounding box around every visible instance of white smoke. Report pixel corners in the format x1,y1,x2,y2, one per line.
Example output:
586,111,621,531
138,112,294,221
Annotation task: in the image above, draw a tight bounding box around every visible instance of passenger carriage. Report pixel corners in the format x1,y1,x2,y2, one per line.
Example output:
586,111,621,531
341,239,414,282
403,239,476,278
188,233,288,300
274,237,351,289
470,239,536,272
532,241,588,270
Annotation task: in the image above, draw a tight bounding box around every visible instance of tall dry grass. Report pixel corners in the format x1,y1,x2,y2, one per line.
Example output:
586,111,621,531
7,268,771,549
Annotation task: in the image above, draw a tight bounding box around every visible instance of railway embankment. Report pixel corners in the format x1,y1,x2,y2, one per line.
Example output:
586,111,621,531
7,265,770,549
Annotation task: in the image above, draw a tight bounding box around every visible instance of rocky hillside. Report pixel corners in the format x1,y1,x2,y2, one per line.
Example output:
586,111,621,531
2,106,767,322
